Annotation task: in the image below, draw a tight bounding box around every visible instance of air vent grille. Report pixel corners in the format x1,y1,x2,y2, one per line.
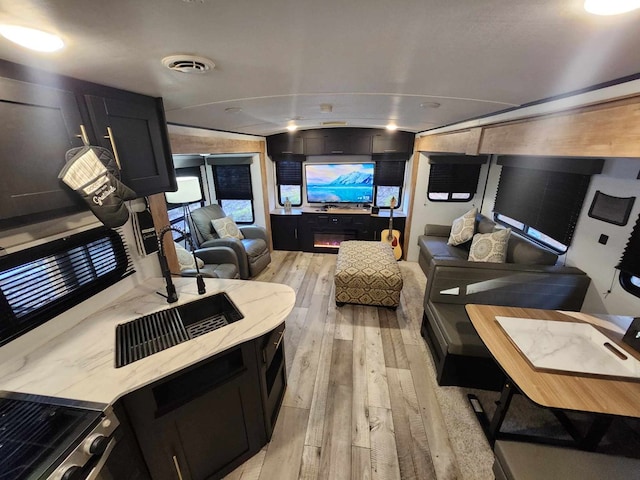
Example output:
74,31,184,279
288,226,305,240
161,55,215,73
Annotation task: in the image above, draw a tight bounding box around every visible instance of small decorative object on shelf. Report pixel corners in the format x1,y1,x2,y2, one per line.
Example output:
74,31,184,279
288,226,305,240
284,197,292,213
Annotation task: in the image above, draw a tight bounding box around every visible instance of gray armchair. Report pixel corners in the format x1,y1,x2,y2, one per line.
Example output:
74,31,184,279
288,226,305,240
189,204,271,279
180,246,240,279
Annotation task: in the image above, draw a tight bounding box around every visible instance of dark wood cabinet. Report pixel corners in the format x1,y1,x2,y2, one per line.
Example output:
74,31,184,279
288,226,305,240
372,132,414,154
123,328,286,480
84,94,175,197
274,211,405,255
266,134,304,157
270,215,300,250
0,76,87,229
0,59,176,231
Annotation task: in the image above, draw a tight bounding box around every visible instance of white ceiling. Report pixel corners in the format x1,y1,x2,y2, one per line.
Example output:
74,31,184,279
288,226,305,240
1,0,639,136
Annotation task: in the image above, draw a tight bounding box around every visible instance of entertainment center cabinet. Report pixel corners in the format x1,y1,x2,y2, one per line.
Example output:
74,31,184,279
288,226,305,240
271,209,406,255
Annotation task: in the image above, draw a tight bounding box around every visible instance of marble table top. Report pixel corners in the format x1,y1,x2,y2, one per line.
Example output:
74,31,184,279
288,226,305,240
496,316,640,380
0,277,295,405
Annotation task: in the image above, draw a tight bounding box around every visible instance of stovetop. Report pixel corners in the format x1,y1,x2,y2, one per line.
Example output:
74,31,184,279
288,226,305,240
0,392,105,480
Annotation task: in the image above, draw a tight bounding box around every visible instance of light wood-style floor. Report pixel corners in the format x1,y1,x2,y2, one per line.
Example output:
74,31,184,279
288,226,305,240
224,251,492,480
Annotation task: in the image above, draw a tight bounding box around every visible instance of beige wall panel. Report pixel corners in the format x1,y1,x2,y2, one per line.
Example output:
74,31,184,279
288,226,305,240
169,132,262,154
479,96,640,157
416,130,473,154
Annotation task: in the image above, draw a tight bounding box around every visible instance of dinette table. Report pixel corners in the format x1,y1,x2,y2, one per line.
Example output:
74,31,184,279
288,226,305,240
464,304,640,450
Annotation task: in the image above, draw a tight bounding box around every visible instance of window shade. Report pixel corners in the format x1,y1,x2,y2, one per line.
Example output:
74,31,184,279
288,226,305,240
213,164,253,199
617,214,640,277
374,161,406,186
276,160,303,185
494,166,591,246
427,164,482,194
0,227,133,346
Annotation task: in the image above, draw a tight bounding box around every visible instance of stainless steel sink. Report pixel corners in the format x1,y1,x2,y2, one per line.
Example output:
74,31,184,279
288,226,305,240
115,292,243,368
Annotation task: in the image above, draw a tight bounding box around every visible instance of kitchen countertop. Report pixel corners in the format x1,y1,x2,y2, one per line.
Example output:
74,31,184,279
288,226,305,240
0,277,295,405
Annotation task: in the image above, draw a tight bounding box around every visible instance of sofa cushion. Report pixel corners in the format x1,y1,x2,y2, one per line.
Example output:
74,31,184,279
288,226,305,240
469,228,511,263
448,208,478,246
494,440,640,480
506,234,558,265
420,235,469,261
174,242,205,271
211,217,244,239
427,302,491,357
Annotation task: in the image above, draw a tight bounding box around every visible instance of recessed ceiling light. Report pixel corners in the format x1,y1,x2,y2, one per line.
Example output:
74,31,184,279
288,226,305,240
584,0,640,15
386,123,398,131
224,107,242,114
0,25,64,52
420,101,441,109
287,121,298,132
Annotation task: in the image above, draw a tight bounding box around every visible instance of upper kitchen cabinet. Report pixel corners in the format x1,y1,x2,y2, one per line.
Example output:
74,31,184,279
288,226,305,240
372,131,414,154
84,93,176,197
0,76,87,230
266,133,304,158
267,128,413,159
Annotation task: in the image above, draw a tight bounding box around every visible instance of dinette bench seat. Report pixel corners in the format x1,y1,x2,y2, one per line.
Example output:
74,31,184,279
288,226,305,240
493,440,640,480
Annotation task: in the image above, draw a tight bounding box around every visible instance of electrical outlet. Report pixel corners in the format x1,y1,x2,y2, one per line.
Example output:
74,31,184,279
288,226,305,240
598,234,609,245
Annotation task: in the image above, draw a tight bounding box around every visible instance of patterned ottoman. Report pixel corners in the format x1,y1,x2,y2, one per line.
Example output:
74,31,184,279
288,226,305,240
334,241,403,309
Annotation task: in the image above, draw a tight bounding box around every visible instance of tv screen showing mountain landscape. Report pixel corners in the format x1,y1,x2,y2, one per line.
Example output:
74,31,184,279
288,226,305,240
305,163,374,203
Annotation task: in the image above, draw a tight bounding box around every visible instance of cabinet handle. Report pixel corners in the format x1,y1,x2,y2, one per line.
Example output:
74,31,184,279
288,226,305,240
331,150,343,154
273,330,285,351
172,455,184,480
76,124,90,146
294,228,298,239
384,149,397,152
104,126,122,170
282,150,293,154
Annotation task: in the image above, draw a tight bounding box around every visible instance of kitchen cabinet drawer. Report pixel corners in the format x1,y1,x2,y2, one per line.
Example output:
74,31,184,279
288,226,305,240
262,324,285,368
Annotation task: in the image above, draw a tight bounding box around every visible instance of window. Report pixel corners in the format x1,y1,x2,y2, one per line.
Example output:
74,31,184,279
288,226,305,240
426,154,487,202
165,167,205,242
212,164,254,223
494,167,591,253
618,214,640,298
275,160,303,206
374,160,406,208
0,227,133,346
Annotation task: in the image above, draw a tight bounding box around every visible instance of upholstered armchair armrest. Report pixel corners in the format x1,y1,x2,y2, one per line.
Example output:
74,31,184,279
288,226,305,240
239,225,268,241
424,224,451,237
194,246,239,270
200,237,250,278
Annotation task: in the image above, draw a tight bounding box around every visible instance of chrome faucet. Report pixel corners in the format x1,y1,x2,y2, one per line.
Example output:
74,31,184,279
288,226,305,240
157,226,206,303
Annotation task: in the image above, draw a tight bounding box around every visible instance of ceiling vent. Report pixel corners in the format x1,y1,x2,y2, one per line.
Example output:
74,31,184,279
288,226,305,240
321,121,347,126
161,55,215,73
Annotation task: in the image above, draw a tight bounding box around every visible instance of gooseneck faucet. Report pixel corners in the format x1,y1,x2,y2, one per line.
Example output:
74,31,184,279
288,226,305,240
157,226,206,303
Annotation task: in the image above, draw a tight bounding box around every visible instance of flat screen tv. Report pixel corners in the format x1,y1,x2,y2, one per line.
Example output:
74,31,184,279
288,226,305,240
305,163,374,204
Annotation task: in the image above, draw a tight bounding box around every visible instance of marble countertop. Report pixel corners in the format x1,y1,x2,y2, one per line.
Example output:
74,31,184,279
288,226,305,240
0,277,295,405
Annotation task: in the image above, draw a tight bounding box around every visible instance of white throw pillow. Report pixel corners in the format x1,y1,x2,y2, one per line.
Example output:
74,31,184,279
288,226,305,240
211,216,244,240
468,228,511,263
448,208,478,246
174,242,205,270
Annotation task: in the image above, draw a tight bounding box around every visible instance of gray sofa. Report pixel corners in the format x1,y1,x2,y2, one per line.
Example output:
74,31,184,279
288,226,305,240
180,246,240,279
418,213,591,390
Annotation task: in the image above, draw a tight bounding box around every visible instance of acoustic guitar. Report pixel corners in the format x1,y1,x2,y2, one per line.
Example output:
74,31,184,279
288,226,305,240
381,197,402,260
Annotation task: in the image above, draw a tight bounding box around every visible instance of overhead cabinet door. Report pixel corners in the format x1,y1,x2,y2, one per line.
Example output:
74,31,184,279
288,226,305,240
84,94,175,197
0,77,87,228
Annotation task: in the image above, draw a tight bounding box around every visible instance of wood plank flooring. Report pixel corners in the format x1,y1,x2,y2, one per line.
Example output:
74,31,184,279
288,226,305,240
225,251,493,480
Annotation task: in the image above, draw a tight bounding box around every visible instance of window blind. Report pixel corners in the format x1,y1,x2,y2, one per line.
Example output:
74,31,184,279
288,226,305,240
617,214,640,277
275,160,303,185
427,164,482,195
213,164,253,199
0,227,133,346
374,161,406,186
494,167,591,246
